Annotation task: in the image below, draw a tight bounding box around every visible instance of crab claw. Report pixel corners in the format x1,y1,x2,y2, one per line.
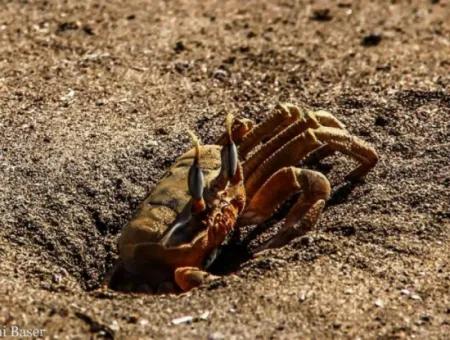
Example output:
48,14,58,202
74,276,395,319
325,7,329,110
187,130,206,213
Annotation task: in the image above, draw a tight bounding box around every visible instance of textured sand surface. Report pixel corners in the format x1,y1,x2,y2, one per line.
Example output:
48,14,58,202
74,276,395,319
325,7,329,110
0,0,449,338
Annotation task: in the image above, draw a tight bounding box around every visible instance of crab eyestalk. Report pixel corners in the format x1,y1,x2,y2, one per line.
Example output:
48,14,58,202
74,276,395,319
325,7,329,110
224,113,238,180
210,113,240,194
187,130,206,214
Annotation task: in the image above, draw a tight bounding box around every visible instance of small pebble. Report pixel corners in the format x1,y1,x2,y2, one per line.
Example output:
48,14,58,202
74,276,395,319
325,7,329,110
171,316,194,325
146,140,158,147
299,291,307,302
344,288,354,295
374,299,384,308
199,311,210,321
411,294,422,301
60,89,75,102
138,319,149,326
174,61,190,73
52,274,62,284
174,41,185,53
208,332,225,340
361,34,382,47
311,8,333,21
109,320,120,332
212,69,228,80
420,314,431,322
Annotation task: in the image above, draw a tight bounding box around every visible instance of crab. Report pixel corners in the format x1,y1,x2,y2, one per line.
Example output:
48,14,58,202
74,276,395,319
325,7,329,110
106,103,378,293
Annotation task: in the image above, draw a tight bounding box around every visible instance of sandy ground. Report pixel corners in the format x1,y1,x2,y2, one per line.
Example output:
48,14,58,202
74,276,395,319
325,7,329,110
0,0,449,338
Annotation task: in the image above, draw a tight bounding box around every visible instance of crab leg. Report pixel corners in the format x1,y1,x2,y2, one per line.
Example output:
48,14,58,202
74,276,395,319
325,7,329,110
243,118,316,179
245,128,323,199
238,104,300,158
174,266,219,291
237,105,346,158
241,106,351,177
215,117,254,145
238,167,330,250
300,109,347,163
244,124,378,200
303,144,335,165
308,109,346,129
254,200,326,253
240,167,330,225
313,126,379,181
